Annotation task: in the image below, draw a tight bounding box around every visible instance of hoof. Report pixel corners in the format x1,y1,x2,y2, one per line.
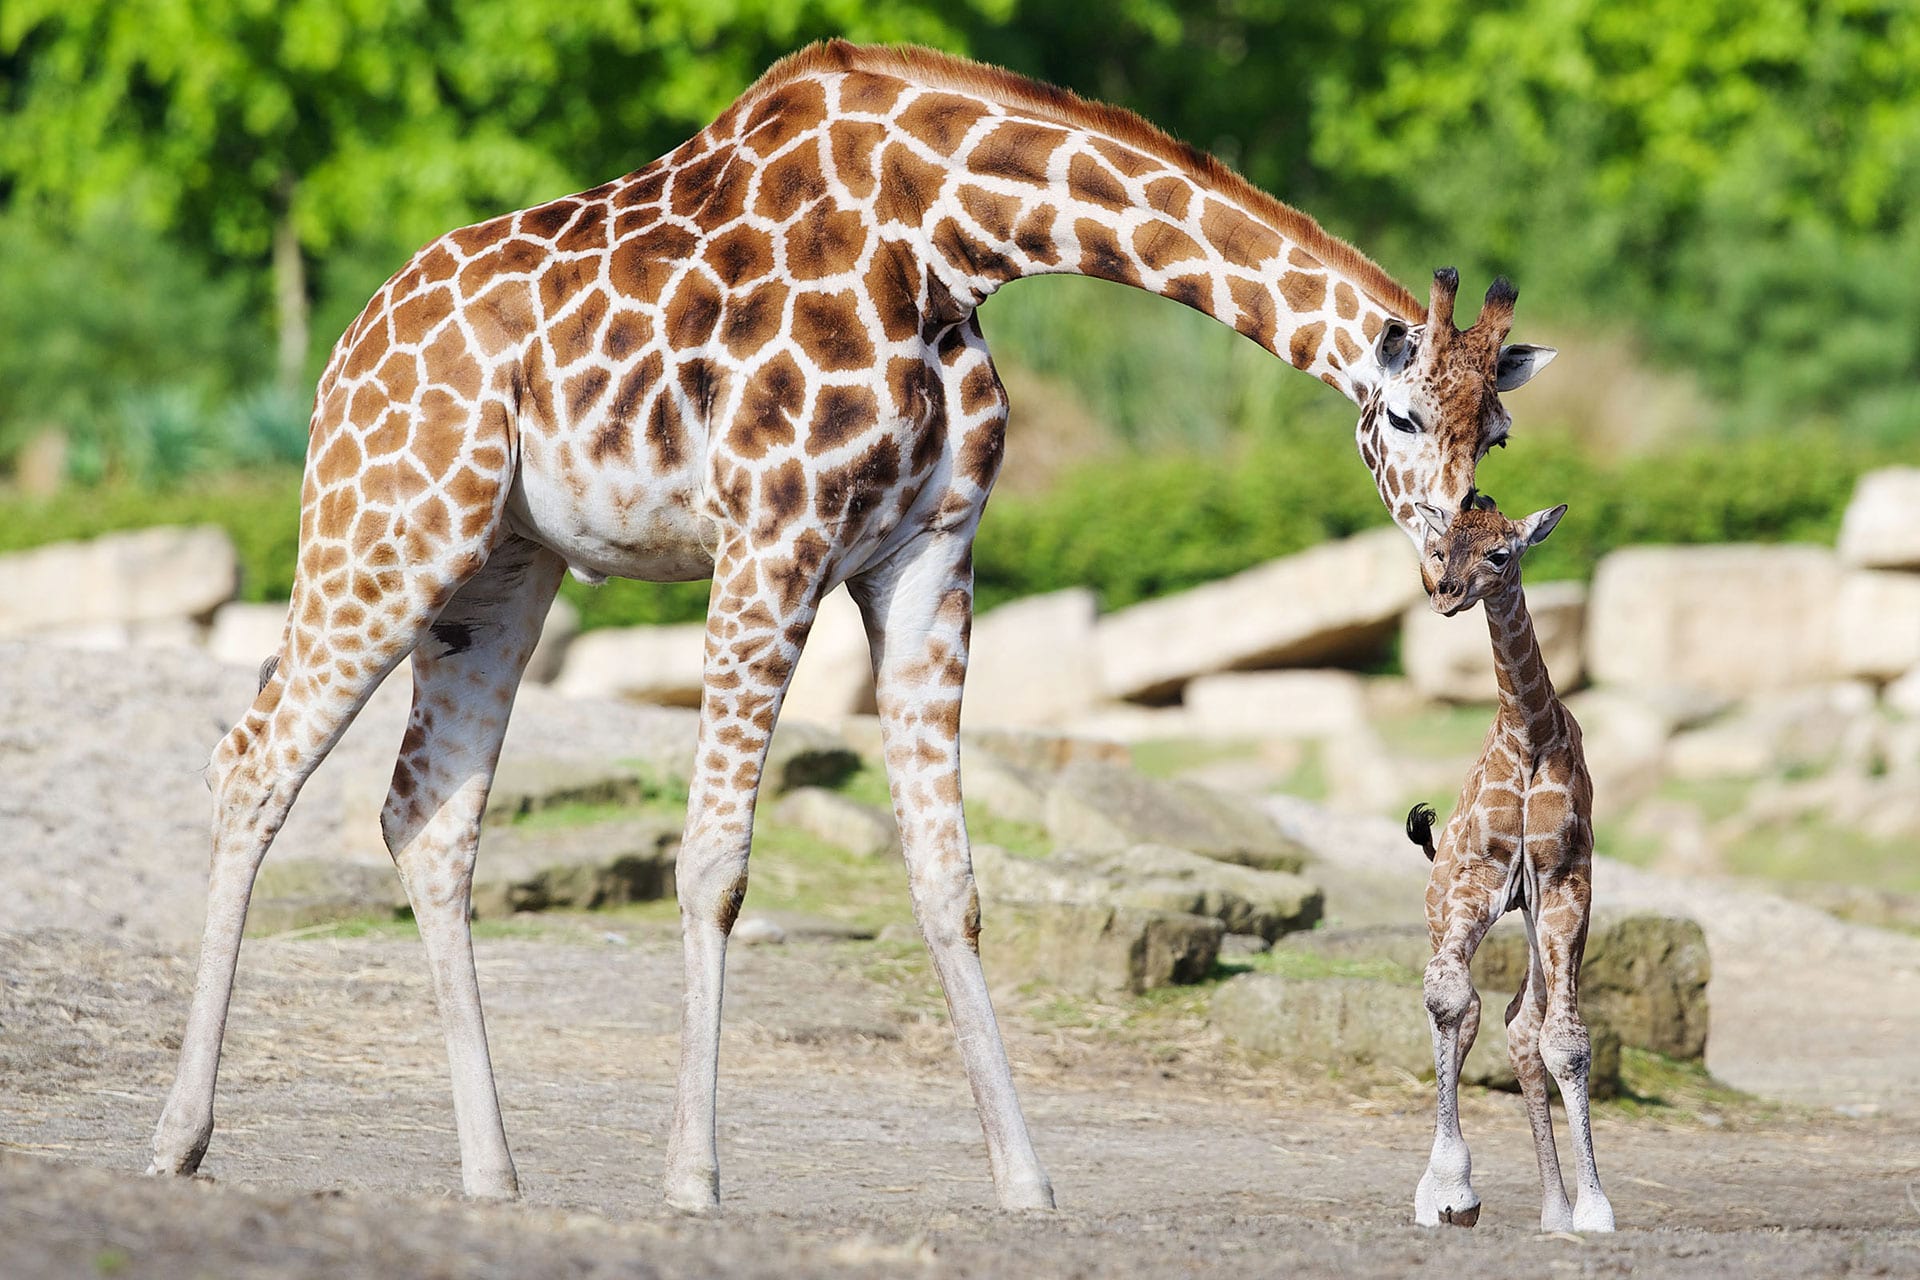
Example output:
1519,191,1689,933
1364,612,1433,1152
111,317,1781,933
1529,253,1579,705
998,1175,1056,1211
1572,1198,1616,1233
664,1168,721,1214
1440,1202,1481,1228
462,1169,521,1202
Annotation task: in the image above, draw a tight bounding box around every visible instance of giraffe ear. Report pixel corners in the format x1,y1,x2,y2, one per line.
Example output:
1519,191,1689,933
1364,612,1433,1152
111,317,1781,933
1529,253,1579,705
1495,343,1556,391
1376,319,1415,376
1415,502,1452,537
1518,504,1567,546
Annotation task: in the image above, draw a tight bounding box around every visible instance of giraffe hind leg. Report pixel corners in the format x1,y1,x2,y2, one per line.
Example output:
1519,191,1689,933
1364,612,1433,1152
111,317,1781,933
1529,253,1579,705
381,535,564,1200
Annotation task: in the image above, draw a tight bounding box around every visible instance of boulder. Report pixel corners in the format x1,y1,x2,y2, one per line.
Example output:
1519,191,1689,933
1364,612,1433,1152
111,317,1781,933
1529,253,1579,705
0,526,238,636
772,787,899,859
1403,581,1589,703
966,588,1103,727
981,900,1223,996
469,816,680,917
1664,683,1876,782
1212,973,1619,1097
247,860,408,935
1094,527,1422,702
1837,571,1920,683
763,721,861,792
552,622,705,705
207,601,289,669
1560,689,1676,816
961,753,1049,825
524,595,581,685
782,586,874,722
482,754,660,825
1043,761,1309,871
1838,467,1920,570
1281,913,1709,1064
1474,911,1710,1061
1180,669,1371,740
962,727,1132,772
973,842,1323,941
1890,666,1920,719
1587,545,1843,696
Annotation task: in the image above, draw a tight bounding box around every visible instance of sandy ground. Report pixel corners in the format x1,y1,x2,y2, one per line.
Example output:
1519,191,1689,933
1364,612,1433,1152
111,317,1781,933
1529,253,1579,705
5,641,1920,1274
3,926,1918,1278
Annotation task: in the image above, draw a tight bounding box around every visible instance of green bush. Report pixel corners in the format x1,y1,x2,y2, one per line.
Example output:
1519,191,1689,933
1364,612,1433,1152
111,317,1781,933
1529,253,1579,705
0,425,1890,630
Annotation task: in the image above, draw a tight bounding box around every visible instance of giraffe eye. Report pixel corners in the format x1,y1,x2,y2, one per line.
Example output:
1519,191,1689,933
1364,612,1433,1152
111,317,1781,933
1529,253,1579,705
1487,548,1511,567
1386,408,1419,434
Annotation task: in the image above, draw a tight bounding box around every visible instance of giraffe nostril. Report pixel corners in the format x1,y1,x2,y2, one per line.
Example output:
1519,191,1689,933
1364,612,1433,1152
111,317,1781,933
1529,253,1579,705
1438,578,1460,596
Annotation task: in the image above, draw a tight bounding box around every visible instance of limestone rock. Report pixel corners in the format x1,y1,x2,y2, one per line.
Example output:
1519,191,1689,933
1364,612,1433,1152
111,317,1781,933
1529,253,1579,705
1095,527,1422,701
1561,689,1674,817
1181,669,1371,740
1403,581,1589,703
524,595,581,685
1837,571,1920,682
982,899,1223,996
248,860,408,935
782,586,874,722
772,787,899,859
482,755,659,825
763,722,861,792
1664,683,1876,782
469,816,680,917
962,728,1132,773
0,526,237,636
552,622,705,705
961,753,1049,825
966,588,1103,727
207,601,289,669
1587,545,1843,696
1475,911,1711,1061
1043,761,1310,871
1838,467,1920,570
1212,973,1619,1097
973,842,1322,941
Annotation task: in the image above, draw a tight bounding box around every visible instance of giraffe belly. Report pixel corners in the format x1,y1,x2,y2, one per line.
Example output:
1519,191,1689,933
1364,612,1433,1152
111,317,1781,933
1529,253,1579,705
506,464,716,584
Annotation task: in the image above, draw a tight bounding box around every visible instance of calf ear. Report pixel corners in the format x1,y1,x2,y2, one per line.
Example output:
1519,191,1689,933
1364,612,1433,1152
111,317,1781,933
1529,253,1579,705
1518,504,1567,546
1415,502,1452,537
1495,343,1557,391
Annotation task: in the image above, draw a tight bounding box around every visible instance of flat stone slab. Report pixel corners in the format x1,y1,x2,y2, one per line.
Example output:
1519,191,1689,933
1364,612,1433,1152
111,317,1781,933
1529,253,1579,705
471,817,680,917
1045,761,1309,872
247,860,408,935
1212,972,1620,1098
771,788,898,859
974,842,1322,941
982,899,1223,997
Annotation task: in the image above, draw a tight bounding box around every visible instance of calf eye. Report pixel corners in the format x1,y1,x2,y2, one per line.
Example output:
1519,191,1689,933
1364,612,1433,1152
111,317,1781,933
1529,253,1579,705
1487,549,1511,566
1386,408,1418,434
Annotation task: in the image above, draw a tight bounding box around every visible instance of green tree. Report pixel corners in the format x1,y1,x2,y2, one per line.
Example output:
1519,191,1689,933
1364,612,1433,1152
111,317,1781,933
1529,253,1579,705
0,0,1001,388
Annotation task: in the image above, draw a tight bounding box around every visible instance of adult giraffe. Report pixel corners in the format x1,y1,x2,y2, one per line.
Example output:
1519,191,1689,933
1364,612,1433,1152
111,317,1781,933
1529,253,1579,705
149,40,1557,1211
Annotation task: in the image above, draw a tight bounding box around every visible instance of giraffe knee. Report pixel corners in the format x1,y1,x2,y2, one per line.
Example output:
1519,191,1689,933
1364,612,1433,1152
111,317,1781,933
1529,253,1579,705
1540,1024,1591,1081
911,865,980,951
714,869,749,933
1423,957,1475,1026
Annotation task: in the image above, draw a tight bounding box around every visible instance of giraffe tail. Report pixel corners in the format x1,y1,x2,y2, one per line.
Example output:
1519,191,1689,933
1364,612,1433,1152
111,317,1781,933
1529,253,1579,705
1405,803,1438,862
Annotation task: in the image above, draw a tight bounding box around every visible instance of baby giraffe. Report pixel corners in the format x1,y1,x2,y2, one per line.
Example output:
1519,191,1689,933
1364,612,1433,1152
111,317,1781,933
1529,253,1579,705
1403,499,1614,1232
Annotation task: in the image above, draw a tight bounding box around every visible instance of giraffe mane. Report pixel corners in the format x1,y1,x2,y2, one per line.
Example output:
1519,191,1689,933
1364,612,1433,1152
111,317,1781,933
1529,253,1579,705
748,39,1426,323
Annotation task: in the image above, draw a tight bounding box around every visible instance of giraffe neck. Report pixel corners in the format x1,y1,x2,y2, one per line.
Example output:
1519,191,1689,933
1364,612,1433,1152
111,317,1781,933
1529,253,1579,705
1484,583,1559,758
781,55,1421,406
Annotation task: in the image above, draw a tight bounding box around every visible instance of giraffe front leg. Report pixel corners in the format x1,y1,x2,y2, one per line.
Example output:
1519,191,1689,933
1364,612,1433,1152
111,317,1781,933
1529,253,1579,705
1507,912,1573,1230
854,534,1053,1211
1537,881,1615,1232
663,542,821,1212
381,537,565,1200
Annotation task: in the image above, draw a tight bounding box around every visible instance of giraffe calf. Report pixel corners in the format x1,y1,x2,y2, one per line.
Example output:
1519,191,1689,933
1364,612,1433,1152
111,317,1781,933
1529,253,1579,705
1402,500,1614,1232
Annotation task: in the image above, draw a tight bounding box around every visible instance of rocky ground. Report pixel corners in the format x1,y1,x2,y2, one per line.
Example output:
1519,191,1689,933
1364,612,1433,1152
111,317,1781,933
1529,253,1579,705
4,641,1920,1276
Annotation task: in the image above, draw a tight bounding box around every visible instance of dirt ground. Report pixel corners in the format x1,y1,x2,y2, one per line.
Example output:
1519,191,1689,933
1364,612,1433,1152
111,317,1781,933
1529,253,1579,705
3,925,1918,1279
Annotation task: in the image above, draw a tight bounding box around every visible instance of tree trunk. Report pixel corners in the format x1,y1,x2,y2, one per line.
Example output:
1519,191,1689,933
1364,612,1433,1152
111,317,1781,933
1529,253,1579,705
272,173,309,394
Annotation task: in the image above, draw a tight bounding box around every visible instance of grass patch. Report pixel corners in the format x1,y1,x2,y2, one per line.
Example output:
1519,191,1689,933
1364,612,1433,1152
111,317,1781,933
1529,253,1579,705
1653,776,1755,824
1276,740,1328,802
1232,946,1422,986
1603,1048,1763,1121
1723,817,1920,895
507,799,684,831
1128,737,1260,780
1372,703,1493,761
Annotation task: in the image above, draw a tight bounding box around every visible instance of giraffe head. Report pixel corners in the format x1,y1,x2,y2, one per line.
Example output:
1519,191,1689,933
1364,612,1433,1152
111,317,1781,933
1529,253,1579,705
1360,269,1556,547
1415,499,1566,617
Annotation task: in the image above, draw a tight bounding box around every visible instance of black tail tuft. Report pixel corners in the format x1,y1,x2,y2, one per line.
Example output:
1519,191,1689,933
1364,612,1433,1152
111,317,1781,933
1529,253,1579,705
1405,803,1438,862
